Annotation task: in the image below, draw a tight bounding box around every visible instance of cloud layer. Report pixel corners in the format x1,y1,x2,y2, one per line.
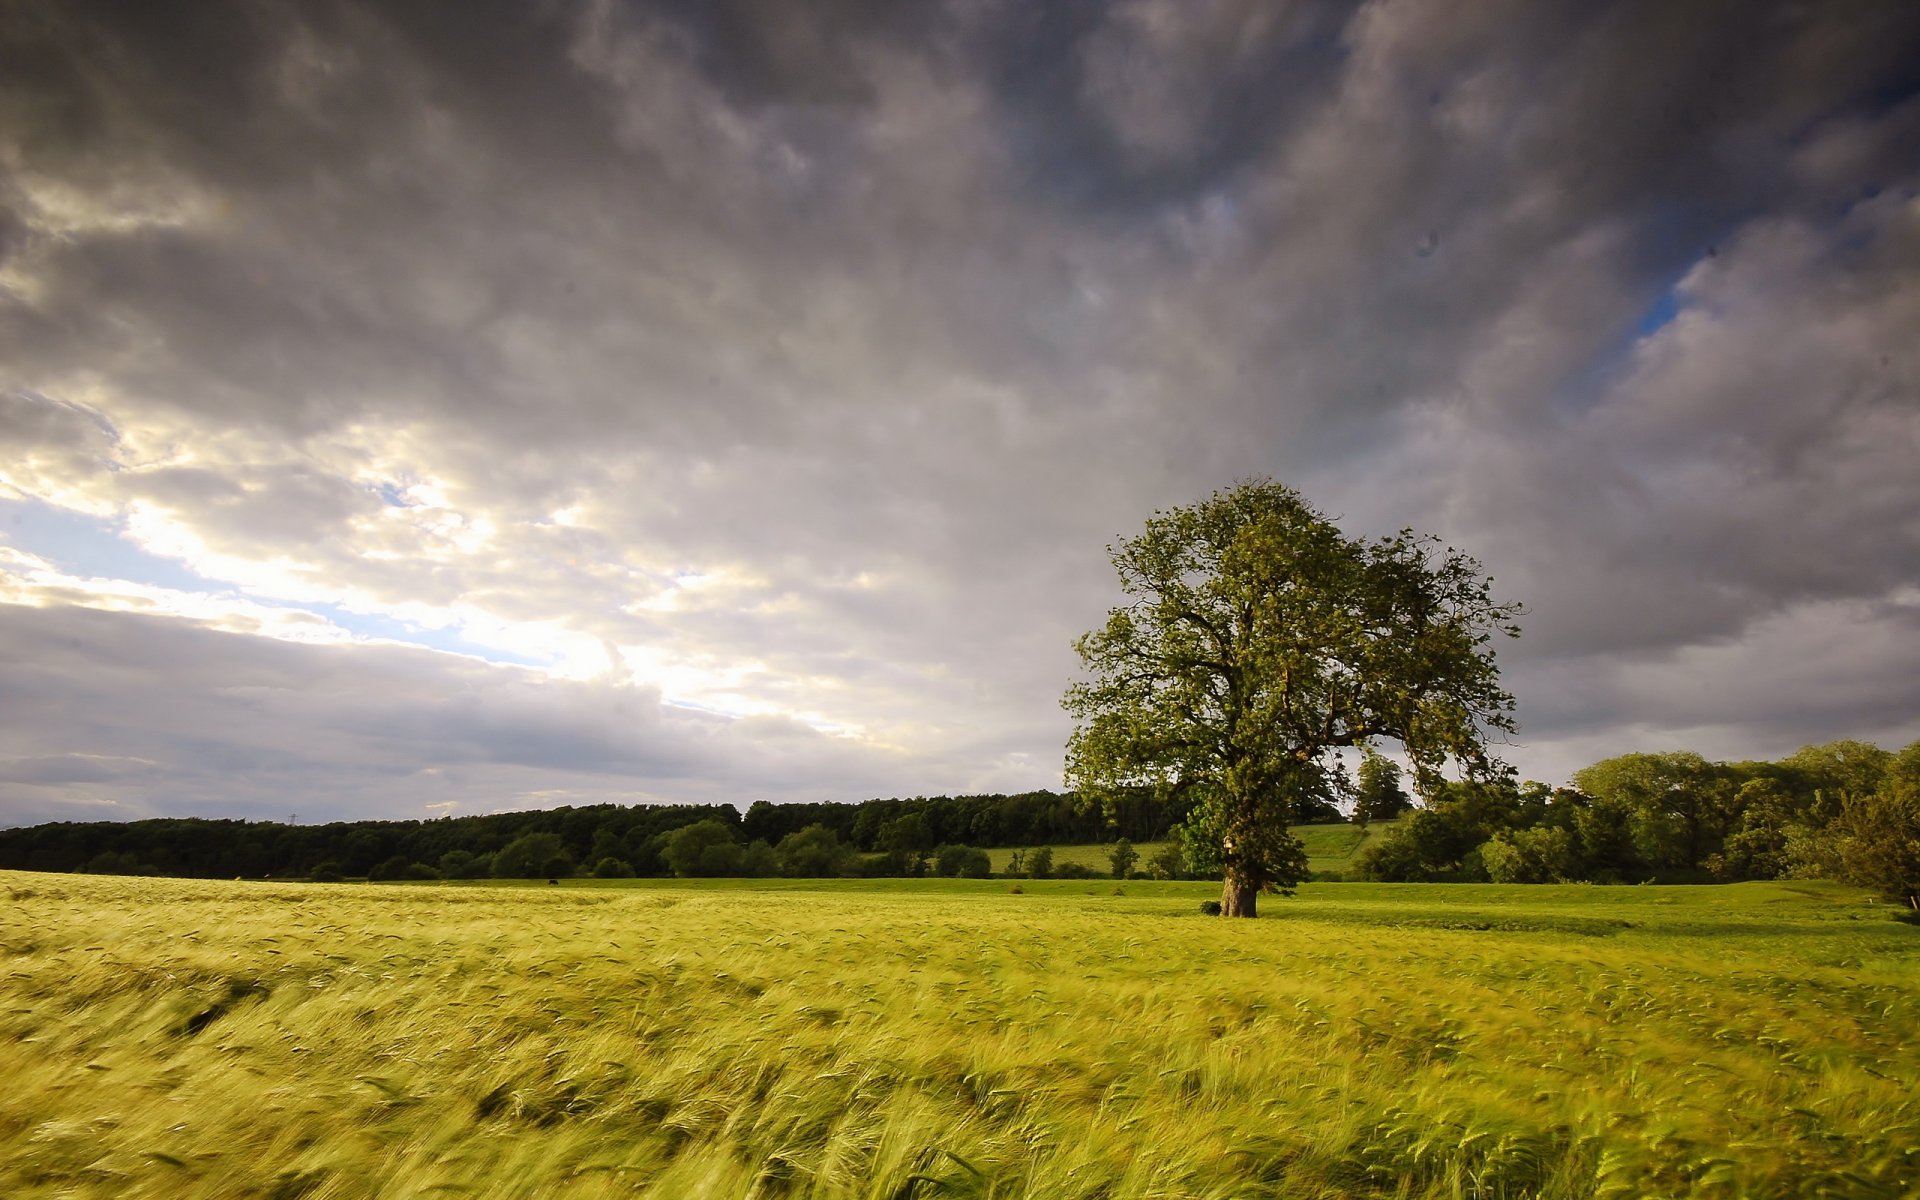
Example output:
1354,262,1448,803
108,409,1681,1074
3,0,1918,822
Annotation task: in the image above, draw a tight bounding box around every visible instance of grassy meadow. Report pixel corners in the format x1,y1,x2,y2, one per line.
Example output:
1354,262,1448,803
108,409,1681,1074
3,871,1917,1199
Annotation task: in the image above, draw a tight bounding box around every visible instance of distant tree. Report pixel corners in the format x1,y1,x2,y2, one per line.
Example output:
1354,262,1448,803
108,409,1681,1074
740,839,779,878
1108,837,1138,880
776,825,854,877
1005,848,1026,877
438,849,493,879
1828,742,1920,910
494,832,571,879
82,850,148,876
1145,840,1187,880
1353,749,1413,827
1574,752,1732,871
1065,480,1520,916
933,844,992,878
1025,846,1054,880
592,856,635,878
1782,739,1892,825
309,860,344,883
367,855,416,882
1482,826,1574,883
665,820,741,877
1707,779,1799,881
1356,797,1494,883
878,813,934,877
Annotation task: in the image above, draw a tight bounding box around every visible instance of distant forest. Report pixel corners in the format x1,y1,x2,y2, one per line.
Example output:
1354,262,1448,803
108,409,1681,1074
0,786,1230,883
2,739,1914,906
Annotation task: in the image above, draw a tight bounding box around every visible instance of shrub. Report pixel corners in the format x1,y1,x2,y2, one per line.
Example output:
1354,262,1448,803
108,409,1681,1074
1199,900,1223,915
933,844,992,879
592,857,635,878
494,833,572,879
1026,846,1054,880
309,861,344,883
368,855,417,882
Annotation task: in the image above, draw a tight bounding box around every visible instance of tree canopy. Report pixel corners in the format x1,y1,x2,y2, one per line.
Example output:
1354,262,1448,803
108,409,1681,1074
1064,479,1521,916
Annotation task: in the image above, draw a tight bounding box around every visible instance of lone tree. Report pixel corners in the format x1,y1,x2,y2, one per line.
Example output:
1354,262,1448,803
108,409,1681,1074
1064,480,1521,917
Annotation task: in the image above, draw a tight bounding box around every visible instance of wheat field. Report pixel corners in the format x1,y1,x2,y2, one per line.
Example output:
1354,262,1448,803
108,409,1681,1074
3,871,1915,1198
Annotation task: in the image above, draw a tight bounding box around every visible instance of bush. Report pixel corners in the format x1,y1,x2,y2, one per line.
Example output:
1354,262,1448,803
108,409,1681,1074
1051,862,1099,879
740,839,779,878
665,820,740,877
1199,900,1223,915
82,850,149,876
592,856,635,878
368,855,417,882
494,833,572,879
1146,841,1188,880
438,849,493,879
776,825,854,877
309,861,344,883
1026,846,1054,880
933,844,992,878
1483,826,1575,883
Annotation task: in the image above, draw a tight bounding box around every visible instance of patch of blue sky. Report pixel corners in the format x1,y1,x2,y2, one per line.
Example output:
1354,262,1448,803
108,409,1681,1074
1551,271,1694,417
1630,286,1682,339
1,496,542,667
286,601,547,667
0,497,230,593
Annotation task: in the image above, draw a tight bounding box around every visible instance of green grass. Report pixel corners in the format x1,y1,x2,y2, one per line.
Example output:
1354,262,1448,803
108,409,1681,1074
3,870,1916,1198
985,819,1396,878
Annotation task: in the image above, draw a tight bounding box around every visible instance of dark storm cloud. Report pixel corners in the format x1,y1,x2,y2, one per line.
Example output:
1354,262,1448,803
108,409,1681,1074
2,0,1918,822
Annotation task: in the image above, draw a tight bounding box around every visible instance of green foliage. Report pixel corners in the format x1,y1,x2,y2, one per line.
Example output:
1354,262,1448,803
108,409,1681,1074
1108,837,1137,880
81,850,149,876
1483,826,1574,883
877,813,934,877
1826,742,1920,909
493,832,572,879
367,855,417,882
592,856,635,879
437,849,492,879
1025,846,1054,880
1573,752,1733,871
776,824,855,877
1354,748,1413,827
1145,840,1188,880
664,821,741,878
932,844,992,879
1065,480,1520,913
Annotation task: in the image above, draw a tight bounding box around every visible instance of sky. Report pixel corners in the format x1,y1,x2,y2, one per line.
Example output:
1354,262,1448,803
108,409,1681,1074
3,0,1919,827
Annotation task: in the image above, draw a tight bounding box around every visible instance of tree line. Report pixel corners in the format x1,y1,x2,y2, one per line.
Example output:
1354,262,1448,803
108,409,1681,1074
1350,739,1920,908
0,787,1224,882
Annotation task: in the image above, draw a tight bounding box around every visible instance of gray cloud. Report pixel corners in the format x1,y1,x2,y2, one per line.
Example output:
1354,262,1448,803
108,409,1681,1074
2,0,1918,824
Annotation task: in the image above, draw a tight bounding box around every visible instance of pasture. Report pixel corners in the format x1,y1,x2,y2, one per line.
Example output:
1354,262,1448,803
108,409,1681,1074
2,871,1916,1198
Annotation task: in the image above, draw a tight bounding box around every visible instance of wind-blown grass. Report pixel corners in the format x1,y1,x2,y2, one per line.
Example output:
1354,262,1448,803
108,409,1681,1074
2,872,1915,1198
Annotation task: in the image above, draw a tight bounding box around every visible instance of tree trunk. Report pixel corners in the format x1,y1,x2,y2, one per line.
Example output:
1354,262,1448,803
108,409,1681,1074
1220,869,1259,918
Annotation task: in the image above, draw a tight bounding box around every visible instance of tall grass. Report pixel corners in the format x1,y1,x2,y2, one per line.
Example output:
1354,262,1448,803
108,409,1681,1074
2,872,1915,1198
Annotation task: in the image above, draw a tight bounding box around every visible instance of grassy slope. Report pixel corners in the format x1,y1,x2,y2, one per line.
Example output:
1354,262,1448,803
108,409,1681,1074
3,871,1916,1199
985,819,1395,877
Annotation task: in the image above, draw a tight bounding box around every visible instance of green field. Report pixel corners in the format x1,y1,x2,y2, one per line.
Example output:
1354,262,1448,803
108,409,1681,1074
4,871,1916,1198
986,820,1391,878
